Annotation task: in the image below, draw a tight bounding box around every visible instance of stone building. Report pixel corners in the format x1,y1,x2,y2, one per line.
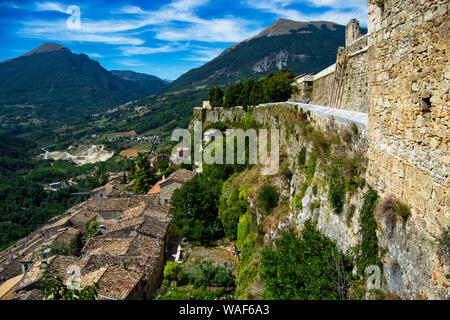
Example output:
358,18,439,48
148,169,197,206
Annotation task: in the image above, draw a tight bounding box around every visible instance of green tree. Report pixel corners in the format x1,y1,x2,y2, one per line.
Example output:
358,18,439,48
219,187,249,240
257,185,279,214
133,156,157,194
264,70,294,102
170,175,224,246
121,172,127,184
260,221,353,300
209,87,224,108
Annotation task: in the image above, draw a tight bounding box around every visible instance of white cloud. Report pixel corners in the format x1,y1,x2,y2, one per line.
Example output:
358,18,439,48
185,48,224,62
119,44,188,56
86,52,103,58
245,0,367,26
17,21,145,45
34,1,67,13
156,18,255,42
117,59,146,67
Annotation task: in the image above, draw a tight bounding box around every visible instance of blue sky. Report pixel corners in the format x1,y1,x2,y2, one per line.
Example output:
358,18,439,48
0,0,367,80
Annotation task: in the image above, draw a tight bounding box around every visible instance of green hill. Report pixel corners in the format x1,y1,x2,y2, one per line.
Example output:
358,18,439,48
0,44,166,120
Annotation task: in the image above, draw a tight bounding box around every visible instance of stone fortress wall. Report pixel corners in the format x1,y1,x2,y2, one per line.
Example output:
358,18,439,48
196,0,448,299
292,19,369,113
366,0,449,299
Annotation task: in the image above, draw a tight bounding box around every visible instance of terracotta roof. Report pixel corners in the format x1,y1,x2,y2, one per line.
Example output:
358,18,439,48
108,216,145,233
136,216,170,239
147,169,196,195
120,203,147,220
80,266,107,288
147,180,162,194
97,266,144,300
70,208,97,229
12,288,45,300
15,255,80,292
82,237,133,256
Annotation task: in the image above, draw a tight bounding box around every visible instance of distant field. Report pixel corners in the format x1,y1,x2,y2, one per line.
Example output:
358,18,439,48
1,104,35,109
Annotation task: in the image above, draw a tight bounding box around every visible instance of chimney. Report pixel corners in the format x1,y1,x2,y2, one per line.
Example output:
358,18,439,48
162,175,165,181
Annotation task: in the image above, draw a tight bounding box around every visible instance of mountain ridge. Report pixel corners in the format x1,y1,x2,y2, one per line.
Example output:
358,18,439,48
0,44,167,120
168,19,346,91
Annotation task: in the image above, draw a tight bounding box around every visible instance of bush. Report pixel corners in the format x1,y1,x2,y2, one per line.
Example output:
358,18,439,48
292,194,303,212
357,189,382,274
260,221,353,300
219,187,249,241
328,160,346,215
394,201,410,220
304,152,317,185
281,167,293,181
235,212,260,299
310,200,320,210
297,147,307,168
377,196,411,237
164,261,182,281
257,185,279,214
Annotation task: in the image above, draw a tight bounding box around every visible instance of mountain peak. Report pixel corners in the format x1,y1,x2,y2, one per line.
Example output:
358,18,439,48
23,43,69,56
251,19,339,40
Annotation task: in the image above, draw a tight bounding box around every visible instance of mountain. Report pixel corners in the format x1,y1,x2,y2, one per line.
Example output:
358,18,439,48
0,43,164,120
168,19,346,90
110,70,168,95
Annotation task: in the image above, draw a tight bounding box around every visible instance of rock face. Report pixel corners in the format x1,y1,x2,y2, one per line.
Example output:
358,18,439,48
47,145,114,165
367,0,449,299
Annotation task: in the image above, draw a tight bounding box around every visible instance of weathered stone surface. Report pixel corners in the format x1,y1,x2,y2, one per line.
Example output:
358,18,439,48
367,0,449,300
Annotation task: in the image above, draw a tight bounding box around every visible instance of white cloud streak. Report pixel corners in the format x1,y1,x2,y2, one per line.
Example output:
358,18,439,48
34,1,67,13
245,0,367,26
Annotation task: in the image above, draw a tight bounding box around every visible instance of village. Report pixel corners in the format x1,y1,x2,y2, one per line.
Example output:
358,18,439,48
0,158,198,300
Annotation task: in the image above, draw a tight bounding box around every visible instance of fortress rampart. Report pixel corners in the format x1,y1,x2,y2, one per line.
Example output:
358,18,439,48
292,19,369,113
194,0,448,299
366,0,449,298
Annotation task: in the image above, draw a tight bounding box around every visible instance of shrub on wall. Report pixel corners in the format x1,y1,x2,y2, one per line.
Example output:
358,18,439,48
257,185,279,214
328,160,346,215
297,146,307,168
357,189,382,273
304,152,317,185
